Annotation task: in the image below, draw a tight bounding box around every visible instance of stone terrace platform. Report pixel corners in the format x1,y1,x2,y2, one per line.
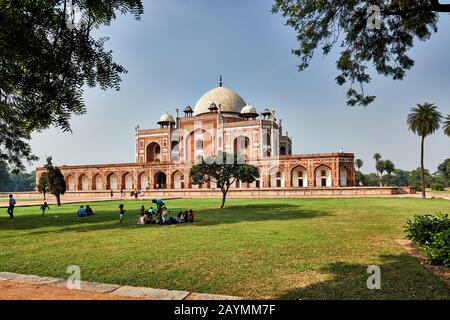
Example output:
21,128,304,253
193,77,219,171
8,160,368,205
0,272,242,300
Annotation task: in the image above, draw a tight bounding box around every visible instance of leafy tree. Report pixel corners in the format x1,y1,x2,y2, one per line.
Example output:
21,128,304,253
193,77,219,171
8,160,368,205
0,161,11,191
190,152,259,208
0,0,143,171
364,173,380,186
37,157,66,206
37,173,49,201
272,0,450,107
375,160,386,186
437,158,450,186
384,159,395,186
409,167,432,192
390,169,411,187
444,114,450,137
407,103,442,198
8,171,36,192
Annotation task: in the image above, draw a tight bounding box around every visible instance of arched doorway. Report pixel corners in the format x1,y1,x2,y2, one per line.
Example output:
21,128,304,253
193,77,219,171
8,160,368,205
233,135,251,159
138,172,149,190
78,174,89,191
92,174,103,190
146,142,161,162
172,171,184,189
292,166,308,187
107,173,119,191
340,167,351,187
123,172,133,190
66,175,75,191
250,169,261,188
269,167,285,188
186,129,213,162
315,165,332,187
155,172,167,189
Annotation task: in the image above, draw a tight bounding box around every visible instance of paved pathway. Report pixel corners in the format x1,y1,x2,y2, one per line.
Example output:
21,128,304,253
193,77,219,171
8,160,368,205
0,272,242,300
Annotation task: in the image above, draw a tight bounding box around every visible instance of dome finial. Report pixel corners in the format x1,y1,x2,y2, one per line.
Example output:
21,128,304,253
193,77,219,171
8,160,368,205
219,75,222,87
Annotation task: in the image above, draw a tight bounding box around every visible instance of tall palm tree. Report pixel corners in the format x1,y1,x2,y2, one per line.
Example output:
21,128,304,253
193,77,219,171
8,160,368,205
355,159,363,172
407,103,442,198
384,160,395,186
375,160,386,186
444,114,450,137
373,153,381,178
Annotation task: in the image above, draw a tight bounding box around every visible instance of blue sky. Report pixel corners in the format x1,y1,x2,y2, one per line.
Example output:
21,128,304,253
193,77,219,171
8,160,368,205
29,0,450,173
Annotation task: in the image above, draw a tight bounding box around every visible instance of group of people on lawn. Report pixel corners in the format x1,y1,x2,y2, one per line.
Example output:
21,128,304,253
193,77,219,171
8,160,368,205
117,198,195,225
134,199,195,225
76,205,95,217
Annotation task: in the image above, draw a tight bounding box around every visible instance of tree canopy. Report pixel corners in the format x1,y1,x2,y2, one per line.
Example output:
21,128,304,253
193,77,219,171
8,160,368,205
37,157,66,206
0,0,143,171
190,152,260,208
272,0,450,107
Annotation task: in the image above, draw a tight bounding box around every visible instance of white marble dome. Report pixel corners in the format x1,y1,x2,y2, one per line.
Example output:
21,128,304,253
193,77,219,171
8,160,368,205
158,112,175,123
241,105,257,114
194,86,246,116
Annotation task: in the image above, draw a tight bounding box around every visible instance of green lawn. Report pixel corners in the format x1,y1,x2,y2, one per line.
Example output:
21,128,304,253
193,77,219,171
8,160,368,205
0,198,449,299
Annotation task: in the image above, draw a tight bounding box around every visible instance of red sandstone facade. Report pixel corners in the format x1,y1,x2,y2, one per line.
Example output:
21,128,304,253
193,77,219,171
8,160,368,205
36,84,356,192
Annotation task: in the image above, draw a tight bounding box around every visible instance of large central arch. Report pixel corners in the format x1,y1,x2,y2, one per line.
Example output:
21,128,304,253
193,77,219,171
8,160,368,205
146,142,161,162
185,129,213,162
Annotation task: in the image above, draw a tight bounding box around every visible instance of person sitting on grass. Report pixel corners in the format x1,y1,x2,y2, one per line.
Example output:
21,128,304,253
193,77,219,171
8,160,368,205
140,205,145,216
85,205,94,216
137,210,146,225
148,207,156,218
77,206,86,217
188,209,195,223
152,198,166,215
144,212,153,224
183,211,189,223
176,211,184,223
119,204,125,223
40,202,50,217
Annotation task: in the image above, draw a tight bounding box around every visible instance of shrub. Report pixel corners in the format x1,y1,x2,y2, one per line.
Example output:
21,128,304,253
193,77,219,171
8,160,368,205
430,183,445,191
405,214,450,267
423,229,450,267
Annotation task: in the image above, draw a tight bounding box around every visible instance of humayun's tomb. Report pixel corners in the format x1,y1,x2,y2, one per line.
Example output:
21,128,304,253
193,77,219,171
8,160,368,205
34,80,414,198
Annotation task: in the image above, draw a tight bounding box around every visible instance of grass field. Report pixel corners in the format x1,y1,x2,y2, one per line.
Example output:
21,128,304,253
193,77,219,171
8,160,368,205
0,197,449,299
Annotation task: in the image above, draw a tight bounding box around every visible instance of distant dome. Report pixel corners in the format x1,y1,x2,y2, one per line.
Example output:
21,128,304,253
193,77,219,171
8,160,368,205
158,112,175,124
183,105,193,113
194,86,246,116
241,105,257,114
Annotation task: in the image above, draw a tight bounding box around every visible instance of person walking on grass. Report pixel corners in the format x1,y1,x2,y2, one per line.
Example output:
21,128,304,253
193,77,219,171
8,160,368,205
7,194,16,219
40,202,50,217
119,204,125,223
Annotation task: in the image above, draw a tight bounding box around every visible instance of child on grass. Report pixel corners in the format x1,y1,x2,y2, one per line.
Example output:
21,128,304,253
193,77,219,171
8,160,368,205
40,202,50,217
119,204,125,223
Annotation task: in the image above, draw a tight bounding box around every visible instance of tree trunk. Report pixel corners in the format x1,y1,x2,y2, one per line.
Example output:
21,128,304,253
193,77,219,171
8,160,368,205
220,192,226,208
56,194,61,206
421,135,426,199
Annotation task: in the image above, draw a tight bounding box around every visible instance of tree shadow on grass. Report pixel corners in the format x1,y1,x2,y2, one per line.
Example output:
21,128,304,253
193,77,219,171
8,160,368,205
0,203,331,235
275,254,450,300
